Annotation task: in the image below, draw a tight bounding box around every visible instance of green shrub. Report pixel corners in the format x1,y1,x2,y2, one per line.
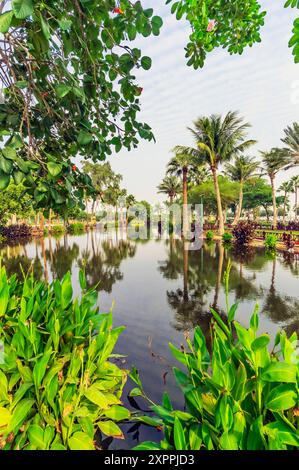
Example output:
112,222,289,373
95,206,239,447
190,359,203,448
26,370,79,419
133,264,299,451
264,234,278,250
51,224,65,235
0,265,129,450
68,222,85,235
222,232,233,244
206,230,214,241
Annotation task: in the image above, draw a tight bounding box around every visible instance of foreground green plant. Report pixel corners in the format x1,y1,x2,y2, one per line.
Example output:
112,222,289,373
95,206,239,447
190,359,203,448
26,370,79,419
0,265,129,450
133,265,299,450
206,230,214,241
264,234,278,250
222,232,233,244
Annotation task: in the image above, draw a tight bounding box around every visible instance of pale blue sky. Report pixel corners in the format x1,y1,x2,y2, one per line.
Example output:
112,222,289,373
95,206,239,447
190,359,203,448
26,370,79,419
109,1,299,203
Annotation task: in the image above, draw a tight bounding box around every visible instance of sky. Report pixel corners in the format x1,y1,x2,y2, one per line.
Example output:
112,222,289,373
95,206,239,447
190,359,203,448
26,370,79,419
109,0,299,204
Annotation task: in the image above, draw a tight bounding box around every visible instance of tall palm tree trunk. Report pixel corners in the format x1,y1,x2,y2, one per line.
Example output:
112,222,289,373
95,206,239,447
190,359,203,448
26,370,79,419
295,188,298,221
283,192,287,225
233,181,243,225
183,241,189,301
270,176,277,229
182,167,188,237
211,166,224,235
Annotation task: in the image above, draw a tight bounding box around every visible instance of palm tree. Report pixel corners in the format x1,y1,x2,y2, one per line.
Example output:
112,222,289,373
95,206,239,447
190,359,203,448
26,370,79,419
282,122,299,163
224,155,260,225
167,152,197,236
174,111,256,235
278,180,294,224
157,175,181,204
291,175,299,220
260,148,291,229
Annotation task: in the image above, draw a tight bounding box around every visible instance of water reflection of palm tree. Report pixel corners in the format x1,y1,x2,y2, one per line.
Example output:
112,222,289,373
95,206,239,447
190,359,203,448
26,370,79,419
1,252,42,281
45,241,79,279
262,255,299,333
78,237,137,293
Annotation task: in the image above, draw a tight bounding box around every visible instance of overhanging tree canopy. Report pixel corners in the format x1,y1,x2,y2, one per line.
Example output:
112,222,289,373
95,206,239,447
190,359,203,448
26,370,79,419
0,0,162,213
167,0,299,68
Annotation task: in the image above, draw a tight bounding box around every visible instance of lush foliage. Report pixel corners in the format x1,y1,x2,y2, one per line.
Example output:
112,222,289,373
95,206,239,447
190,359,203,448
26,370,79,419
0,184,34,224
167,0,266,68
133,268,299,450
206,230,214,241
68,222,85,235
50,224,65,235
232,221,256,246
167,0,298,68
286,1,299,63
264,234,278,250
0,0,162,213
222,232,233,244
0,265,129,450
0,224,32,240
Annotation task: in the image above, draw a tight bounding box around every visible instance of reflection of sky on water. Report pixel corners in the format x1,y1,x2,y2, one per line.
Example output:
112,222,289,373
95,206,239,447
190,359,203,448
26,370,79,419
1,231,299,448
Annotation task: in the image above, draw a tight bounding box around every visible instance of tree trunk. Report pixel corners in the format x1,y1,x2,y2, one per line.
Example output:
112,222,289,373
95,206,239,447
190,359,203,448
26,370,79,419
270,176,277,229
211,166,224,235
169,195,174,233
233,181,243,225
91,198,96,216
183,241,189,301
182,167,188,237
295,188,298,221
39,213,45,233
283,192,287,225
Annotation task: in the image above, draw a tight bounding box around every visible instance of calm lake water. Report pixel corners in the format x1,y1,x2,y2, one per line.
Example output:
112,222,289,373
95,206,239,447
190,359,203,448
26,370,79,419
1,230,299,448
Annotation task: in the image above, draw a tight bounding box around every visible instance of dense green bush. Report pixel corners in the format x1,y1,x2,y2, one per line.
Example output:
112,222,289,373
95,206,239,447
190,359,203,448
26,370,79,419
50,224,65,235
0,265,129,450
264,234,278,250
206,230,214,241
133,266,299,451
68,222,85,235
222,232,233,244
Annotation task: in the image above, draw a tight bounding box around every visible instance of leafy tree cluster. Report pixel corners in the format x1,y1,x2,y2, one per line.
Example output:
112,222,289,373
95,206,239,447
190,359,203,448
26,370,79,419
167,0,298,68
0,0,163,213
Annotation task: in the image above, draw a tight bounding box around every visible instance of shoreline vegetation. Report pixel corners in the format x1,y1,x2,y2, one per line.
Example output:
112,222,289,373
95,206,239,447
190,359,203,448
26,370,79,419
0,262,298,450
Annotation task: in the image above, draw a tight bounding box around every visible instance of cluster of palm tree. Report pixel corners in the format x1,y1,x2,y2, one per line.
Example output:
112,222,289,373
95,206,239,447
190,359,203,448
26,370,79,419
157,112,299,234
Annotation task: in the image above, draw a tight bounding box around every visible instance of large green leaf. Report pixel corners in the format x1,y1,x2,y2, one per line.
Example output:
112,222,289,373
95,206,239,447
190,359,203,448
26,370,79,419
103,405,130,421
0,407,10,427
28,424,46,449
98,420,124,439
12,0,33,19
7,398,35,433
261,362,297,384
141,56,152,70
0,11,14,33
68,431,94,450
265,384,297,411
0,156,13,174
47,162,62,177
56,84,72,98
84,386,109,409
173,417,186,450
0,173,10,189
220,431,239,450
